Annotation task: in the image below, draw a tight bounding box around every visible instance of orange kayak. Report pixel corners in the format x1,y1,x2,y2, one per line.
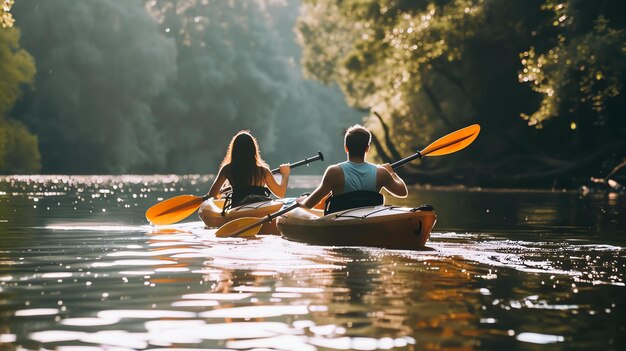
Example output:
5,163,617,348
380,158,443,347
277,205,436,250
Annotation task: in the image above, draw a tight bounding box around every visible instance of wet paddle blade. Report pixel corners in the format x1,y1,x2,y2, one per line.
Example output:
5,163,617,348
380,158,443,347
145,195,205,225
215,217,263,238
421,124,480,157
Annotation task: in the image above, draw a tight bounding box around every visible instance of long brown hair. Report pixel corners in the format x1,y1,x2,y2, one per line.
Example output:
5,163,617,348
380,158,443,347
220,131,267,188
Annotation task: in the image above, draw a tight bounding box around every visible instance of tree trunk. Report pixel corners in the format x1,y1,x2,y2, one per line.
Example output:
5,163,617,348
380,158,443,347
372,111,403,161
421,82,455,130
431,63,484,119
370,133,394,165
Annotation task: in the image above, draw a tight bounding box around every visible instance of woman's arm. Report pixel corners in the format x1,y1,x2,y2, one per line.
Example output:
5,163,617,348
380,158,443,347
264,164,290,198
207,166,228,198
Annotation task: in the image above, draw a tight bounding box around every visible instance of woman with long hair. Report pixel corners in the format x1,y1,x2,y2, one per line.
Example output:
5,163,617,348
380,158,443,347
207,131,290,206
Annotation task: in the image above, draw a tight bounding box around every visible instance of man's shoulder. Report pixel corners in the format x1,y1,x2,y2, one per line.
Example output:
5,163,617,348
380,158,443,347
324,164,339,172
323,164,343,180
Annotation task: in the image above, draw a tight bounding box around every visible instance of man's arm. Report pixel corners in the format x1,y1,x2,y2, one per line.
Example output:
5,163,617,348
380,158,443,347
300,165,340,208
377,164,408,197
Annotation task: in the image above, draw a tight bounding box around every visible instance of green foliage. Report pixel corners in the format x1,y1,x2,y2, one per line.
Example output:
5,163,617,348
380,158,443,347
146,0,291,168
0,119,41,174
0,27,34,117
12,0,177,173
145,0,360,172
0,26,39,174
1,0,14,28
6,0,358,174
520,3,626,128
296,0,626,166
297,0,492,156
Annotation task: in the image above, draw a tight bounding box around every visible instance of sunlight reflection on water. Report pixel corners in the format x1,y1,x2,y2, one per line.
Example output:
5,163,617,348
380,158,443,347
1,175,625,350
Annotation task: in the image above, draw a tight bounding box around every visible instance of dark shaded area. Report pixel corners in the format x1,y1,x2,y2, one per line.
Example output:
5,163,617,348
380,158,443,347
297,0,626,188
8,0,360,174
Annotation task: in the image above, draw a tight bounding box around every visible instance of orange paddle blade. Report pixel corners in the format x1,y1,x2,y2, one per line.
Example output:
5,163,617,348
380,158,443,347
146,195,205,225
215,217,262,238
312,193,330,210
421,124,480,157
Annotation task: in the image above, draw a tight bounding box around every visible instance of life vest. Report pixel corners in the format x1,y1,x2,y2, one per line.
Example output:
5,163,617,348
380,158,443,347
222,185,272,216
324,190,384,215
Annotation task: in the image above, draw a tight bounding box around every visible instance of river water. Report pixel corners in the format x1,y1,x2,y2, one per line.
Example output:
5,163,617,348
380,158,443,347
0,175,624,350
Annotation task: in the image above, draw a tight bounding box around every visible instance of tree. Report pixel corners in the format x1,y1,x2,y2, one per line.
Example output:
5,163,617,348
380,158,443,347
6,0,360,174
0,119,40,174
1,0,15,28
145,0,360,172
0,23,39,173
296,0,626,186
146,0,290,171
519,0,626,150
0,27,34,117
11,0,177,173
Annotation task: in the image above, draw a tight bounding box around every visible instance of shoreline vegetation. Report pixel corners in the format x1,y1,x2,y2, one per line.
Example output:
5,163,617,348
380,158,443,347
296,1,626,191
1,1,625,190
369,114,626,190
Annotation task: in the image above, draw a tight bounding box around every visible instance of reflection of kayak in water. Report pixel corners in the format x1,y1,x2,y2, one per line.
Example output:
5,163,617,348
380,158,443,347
277,205,436,250
198,198,284,234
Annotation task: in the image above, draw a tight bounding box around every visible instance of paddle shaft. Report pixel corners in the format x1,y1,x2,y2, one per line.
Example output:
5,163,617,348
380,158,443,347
218,152,324,195
280,151,324,173
391,131,478,169
230,202,300,237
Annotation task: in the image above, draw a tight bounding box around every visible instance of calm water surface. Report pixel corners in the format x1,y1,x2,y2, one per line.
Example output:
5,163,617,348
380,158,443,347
0,175,624,350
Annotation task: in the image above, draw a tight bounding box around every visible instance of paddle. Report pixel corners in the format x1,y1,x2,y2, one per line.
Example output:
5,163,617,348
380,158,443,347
216,124,481,237
145,152,324,225
218,151,324,195
215,202,300,238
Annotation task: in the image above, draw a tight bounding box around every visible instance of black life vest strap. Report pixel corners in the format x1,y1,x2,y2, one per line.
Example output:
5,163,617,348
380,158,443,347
324,190,384,215
222,186,272,216
221,191,233,217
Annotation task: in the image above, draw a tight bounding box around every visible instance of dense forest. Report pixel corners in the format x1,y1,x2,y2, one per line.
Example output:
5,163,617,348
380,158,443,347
1,0,625,188
0,0,359,174
296,0,626,187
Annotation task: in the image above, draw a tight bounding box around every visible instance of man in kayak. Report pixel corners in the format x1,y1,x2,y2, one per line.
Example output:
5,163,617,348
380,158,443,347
298,124,407,214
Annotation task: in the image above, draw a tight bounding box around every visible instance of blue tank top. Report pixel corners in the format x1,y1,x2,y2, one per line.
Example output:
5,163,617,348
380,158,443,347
339,161,377,193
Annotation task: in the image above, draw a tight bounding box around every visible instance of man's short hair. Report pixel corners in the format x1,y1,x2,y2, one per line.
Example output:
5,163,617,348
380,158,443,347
344,124,371,158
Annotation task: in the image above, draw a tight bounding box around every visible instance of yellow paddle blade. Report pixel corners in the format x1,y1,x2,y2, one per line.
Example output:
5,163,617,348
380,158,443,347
215,217,263,238
145,195,205,225
421,124,480,157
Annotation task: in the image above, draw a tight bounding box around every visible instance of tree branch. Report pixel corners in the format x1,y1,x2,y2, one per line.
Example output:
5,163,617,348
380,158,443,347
372,111,403,161
370,133,393,164
421,82,455,130
431,63,483,118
